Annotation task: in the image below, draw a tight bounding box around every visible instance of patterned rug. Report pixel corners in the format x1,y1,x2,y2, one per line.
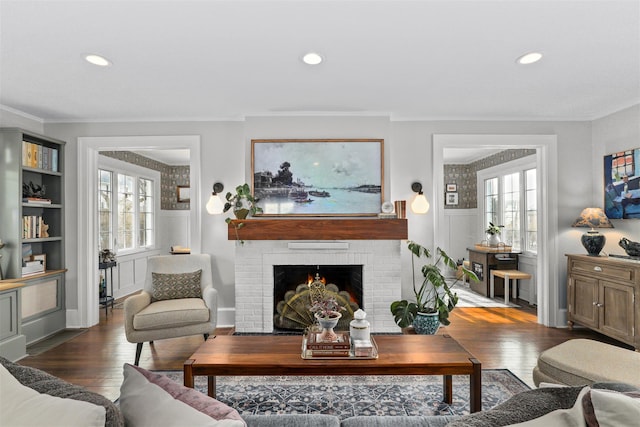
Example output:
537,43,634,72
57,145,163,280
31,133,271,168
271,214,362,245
161,369,529,419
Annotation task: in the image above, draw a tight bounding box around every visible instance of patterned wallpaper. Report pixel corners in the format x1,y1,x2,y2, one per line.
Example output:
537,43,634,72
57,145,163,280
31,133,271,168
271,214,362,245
444,149,536,209
99,151,190,210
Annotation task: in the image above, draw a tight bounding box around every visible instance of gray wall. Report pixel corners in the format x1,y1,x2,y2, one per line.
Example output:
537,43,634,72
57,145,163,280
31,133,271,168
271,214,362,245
3,106,639,326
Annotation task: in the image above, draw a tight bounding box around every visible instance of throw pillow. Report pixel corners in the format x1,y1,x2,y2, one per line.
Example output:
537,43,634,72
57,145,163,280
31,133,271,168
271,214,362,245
0,364,106,427
151,269,202,301
119,363,246,427
582,388,640,427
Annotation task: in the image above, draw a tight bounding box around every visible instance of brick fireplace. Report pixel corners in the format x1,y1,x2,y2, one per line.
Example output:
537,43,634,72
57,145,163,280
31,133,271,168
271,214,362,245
234,239,402,333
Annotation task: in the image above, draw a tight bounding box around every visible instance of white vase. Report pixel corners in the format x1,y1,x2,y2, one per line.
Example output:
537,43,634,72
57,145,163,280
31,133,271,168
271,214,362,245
487,233,500,246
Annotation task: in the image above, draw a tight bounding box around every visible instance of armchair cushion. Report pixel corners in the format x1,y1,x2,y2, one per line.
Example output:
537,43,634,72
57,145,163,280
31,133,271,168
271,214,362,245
133,298,210,330
152,269,202,302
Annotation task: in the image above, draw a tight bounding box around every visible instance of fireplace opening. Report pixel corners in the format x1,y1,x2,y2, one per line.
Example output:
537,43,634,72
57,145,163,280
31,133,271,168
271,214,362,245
273,265,362,331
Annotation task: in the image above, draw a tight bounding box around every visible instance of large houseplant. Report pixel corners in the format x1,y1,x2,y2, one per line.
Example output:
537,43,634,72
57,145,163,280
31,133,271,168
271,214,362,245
390,241,478,333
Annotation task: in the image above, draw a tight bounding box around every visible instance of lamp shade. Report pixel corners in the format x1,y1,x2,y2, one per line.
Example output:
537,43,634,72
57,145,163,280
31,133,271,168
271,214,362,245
206,194,224,215
571,208,613,256
411,193,430,214
571,208,614,229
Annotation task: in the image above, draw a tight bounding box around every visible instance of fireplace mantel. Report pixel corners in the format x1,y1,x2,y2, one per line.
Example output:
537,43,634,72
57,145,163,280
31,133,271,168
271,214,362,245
227,218,407,241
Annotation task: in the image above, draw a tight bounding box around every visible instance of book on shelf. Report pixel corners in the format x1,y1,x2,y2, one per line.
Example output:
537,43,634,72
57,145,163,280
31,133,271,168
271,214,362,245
23,197,52,204
22,259,45,276
306,331,351,350
21,141,58,171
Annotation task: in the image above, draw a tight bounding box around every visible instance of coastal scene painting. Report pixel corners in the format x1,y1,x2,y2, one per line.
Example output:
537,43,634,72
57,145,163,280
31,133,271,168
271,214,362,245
252,139,383,216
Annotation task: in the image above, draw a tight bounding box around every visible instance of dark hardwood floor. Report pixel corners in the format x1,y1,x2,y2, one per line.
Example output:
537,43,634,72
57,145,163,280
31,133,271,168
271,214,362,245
18,299,633,401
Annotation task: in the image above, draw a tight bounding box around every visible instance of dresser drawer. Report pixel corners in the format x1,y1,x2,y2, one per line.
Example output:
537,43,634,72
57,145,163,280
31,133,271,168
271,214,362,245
569,259,634,282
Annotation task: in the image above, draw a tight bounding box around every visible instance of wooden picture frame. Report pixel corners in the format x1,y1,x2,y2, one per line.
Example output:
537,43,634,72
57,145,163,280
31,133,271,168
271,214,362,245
31,253,46,271
176,185,190,203
445,192,459,206
446,183,457,192
252,139,384,216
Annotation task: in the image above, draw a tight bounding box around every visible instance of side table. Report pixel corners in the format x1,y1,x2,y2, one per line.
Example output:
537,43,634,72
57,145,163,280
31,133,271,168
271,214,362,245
99,261,116,316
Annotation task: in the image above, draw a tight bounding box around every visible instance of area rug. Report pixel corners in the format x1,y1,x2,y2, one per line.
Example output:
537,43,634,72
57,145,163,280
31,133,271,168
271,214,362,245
161,369,529,419
451,282,520,308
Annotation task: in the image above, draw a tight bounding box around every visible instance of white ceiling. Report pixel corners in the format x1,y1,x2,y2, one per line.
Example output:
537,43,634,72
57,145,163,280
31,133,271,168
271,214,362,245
1,0,638,124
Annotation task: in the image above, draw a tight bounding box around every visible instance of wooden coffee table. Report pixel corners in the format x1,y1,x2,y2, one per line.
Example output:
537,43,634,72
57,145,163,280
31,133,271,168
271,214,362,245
184,333,482,412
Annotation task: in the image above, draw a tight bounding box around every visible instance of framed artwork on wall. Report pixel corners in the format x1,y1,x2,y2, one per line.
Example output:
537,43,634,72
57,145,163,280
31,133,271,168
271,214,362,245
176,185,190,203
252,139,384,216
445,192,458,206
446,183,457,192
603,147,640,219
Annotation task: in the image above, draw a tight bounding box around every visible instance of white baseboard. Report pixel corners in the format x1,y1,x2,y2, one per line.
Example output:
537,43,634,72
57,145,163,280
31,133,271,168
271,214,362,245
65,309,84,328
217,307,236,329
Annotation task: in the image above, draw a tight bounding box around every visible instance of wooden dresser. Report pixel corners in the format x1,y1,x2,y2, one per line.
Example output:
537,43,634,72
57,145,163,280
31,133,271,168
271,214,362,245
566,254,640,350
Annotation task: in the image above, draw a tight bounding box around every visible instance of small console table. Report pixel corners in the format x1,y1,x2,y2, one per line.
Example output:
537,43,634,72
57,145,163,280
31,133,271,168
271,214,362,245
98,261,116,317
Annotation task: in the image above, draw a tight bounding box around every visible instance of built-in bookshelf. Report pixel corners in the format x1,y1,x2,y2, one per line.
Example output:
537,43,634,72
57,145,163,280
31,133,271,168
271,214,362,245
0,128,66,351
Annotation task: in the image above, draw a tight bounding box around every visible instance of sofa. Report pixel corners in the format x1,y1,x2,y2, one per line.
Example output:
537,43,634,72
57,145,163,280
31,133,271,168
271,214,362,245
1,356,638,427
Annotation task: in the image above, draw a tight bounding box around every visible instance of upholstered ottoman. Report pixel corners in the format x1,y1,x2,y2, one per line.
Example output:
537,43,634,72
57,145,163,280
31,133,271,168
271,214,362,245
533,339,640,387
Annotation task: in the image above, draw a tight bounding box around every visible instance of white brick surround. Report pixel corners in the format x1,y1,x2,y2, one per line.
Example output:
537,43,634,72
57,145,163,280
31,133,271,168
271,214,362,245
234,240,402,333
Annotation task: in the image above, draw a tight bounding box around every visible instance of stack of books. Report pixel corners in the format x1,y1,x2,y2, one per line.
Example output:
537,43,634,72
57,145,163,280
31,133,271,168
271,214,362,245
305,331,351,357
22,259,44,277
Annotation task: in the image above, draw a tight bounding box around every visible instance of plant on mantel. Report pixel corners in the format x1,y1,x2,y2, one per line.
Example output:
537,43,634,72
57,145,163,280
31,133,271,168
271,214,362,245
223,183,262,244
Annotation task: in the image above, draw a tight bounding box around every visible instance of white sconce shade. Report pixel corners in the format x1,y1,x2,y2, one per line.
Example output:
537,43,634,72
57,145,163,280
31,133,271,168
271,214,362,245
411,193,430,214
206,182,225,215
410,182,430,214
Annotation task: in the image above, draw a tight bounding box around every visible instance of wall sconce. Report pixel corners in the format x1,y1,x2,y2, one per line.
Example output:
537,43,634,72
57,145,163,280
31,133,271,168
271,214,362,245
571,207,613,256
410,182,430,214
206,182,225,215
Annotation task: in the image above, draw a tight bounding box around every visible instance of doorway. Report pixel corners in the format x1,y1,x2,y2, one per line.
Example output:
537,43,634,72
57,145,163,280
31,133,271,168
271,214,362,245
433,134,559,327
77,135,201,328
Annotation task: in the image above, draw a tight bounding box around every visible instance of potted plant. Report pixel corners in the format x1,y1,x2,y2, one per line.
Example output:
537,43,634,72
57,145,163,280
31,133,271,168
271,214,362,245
223,183,262,219
223,183,263,244
485,222,504,246
390,241,478,334
309,289,346,341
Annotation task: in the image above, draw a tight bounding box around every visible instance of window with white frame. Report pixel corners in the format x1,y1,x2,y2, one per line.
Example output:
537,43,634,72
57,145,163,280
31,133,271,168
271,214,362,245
480,157,537,254
98,157,158,253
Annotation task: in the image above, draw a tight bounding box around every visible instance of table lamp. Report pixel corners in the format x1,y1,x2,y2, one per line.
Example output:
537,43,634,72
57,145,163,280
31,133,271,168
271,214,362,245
571,207,614,256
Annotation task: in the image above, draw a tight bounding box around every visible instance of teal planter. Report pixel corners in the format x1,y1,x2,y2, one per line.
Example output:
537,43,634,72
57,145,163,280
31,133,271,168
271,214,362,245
413,312,440,335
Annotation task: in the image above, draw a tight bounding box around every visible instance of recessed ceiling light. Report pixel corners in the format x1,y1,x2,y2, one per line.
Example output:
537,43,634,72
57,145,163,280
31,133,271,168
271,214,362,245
516,52,542,65
84,54,112,67
303,52,323,65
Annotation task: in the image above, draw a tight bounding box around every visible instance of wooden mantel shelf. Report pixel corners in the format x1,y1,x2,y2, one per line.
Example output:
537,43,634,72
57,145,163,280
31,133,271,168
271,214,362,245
227,218,408,241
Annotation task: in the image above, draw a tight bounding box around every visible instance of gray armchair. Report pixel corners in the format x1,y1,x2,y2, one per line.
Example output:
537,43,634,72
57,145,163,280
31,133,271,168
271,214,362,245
123,254,218,365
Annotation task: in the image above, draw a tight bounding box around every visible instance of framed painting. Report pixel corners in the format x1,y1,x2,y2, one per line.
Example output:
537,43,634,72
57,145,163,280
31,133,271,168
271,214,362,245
445,192,459,206
176,185,190,203
252,139,384,216
446,183,457,192
603,147,640,219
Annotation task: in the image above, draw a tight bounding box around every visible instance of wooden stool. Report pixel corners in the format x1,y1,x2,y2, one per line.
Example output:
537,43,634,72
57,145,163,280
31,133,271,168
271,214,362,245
490,269,531,304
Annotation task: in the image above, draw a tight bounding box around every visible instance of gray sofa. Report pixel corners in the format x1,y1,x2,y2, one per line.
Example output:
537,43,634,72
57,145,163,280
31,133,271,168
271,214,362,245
2,356,637,427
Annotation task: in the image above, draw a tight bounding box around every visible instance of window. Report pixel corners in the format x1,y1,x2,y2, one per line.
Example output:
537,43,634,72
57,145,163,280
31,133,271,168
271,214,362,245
138,178,154,247
98,170,113,251
98,159,157,253
481,159,537,254
525,168,537,252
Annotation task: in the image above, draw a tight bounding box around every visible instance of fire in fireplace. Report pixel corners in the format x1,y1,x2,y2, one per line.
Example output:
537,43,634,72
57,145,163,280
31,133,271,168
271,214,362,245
273,265,363,331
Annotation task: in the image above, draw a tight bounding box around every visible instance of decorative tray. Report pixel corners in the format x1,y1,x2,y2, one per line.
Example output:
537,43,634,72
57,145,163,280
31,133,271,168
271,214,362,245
301,333,378,360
